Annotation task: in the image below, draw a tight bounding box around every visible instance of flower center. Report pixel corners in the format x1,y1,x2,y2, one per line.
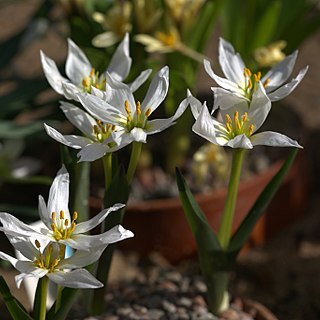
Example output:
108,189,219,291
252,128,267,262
155,31,177,47
225,111,254,139
51,210,78,241
124,100,151,132
242,67,270,100
82,68,106,93
93,120,116,142
34,241,60,273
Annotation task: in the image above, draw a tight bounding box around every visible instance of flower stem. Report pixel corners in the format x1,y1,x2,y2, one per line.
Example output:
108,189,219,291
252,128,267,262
218,148,246,249
39,277,49,320
126,142,142,184
102,153,113,191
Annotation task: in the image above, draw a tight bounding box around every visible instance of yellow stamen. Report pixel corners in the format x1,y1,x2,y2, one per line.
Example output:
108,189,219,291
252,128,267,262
145,108,152,117
225,114,232,124
244,67,252,77
64,219,69,227
60,211,64,220
90,68,95,78
242,112,248,122
51,212,56,220
82,78,90,88
72,211,78,221
125,100,131,114
249,124,255,136
247,78,253,89
136,101,141,116
112,124,116,131
263,78,270,88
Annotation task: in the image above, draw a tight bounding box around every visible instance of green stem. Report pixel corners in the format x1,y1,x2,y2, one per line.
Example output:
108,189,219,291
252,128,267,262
39,277,49,320
55,285,63,313
218,148,246,249
102,153,113,191
126,141,142,184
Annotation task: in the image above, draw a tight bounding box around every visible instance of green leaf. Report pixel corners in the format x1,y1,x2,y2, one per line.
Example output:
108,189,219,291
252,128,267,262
249,0,282,51
176,168,221,253
228,148,299,254
0,121,45,139
0,276,33,320
46,288,79,320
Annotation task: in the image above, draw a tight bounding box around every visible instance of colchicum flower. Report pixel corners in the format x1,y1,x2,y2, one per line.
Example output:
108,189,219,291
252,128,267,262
0,166,134,250
77,66,190,144
188,87,303,149
204,37,308,110
44,101,132,162
40,33,150,101
0,240,106,289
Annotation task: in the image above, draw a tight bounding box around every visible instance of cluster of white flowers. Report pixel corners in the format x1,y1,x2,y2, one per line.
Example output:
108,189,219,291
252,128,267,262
0,166,133,289
189,38,306,149
0,34,306,293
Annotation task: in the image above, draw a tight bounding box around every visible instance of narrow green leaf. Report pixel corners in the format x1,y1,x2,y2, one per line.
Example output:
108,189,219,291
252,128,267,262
47,288,79,320
33,278,43,320
228,148,299,254
176,168,221,253
249,0,282,51
0,276,33,320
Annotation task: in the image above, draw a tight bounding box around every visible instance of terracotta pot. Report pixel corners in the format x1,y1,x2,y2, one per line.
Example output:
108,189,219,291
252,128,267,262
113,151,309,264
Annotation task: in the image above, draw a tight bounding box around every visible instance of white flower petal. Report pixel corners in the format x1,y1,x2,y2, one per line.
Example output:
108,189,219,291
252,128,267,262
48,269,103,289
218,37,245,84
60,101,97,139
77,141,111,162
212,87,248,112
267,66,308,102
226,134,253,149
59,245,107,268
61,81,82,101
0,213,43,240
130,127,147,143
44,124,92,149
66,39,91,85
140,66,169,114
262,50,298,91
146,95,189,134
107,33,132,81
128,69,152,92
74,203,125,234
38,195,51,229
251,131,303,148
47,166,70,221
65,225,134,250
248,82,271,131
204,59,243,94
92,31,119,48
192,103,221,145
40,51,69,95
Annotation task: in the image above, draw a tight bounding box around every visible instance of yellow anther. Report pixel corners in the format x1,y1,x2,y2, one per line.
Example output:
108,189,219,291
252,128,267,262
234,111,239,122
125,100,131,114
244,67,252,77
112,124,116,131
136,101,141,116
241,112,248,122
247,78,253,89
72,211,78,221
263,78,270,88
249,124,255,136
51,212,56,220
51,223,57,232
101,125,107,134
93,125,99,134
60,211,64,220
64,219,69,227
226,122,232,133
253,72,261,82
90,68,95,78
50,259,59,271
35,240,41,249
106,124,111,131
225,114,232,123
82,78,90,88
145,108,152,117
